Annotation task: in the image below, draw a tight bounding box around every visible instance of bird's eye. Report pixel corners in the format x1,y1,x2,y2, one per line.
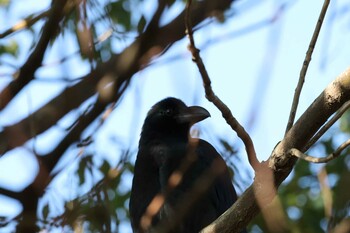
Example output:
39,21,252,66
160,108,173,116
165,109,173,116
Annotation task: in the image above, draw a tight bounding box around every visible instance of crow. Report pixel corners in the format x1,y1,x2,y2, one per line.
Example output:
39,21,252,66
129,97,238,233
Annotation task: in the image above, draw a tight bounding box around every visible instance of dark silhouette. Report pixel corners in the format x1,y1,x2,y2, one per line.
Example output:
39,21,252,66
130,97,238,233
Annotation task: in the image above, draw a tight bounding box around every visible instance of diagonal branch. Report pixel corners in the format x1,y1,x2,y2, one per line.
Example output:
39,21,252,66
0,0,69,110
285,0,331,134
0,70,100,156
185,0,260,171
0,10,50,39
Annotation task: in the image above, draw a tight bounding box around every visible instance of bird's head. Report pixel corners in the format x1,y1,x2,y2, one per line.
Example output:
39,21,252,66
140,98,210,143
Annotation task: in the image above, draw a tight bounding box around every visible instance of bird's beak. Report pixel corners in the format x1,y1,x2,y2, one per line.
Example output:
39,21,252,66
177,106,211,124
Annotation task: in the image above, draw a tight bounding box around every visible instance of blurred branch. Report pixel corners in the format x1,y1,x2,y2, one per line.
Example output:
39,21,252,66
202,67,350,232
246,3,286,131
285,0,330,134
0,70,99,155
330,218,350,233
41,29,113,70
259,196,288,233
46,156,128,228
152,3,293,68
148,0,166,29
317,167,333,219
0,0,69,110
0,0,235,156
0,10,50,38
289,139,350,163
41,100,107,171
0,187,22,200
0,155,50,233
185,0,260,172
0,0,236,232
41,73,129,172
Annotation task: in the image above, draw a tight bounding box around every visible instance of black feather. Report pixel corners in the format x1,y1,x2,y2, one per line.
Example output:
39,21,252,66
130,98,239,233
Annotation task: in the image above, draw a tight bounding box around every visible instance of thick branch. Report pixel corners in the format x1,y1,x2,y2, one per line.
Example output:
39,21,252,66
201,67,350,233
305,100,350,151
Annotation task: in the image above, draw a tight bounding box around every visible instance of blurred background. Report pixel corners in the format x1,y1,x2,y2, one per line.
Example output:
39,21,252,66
0,0,350,232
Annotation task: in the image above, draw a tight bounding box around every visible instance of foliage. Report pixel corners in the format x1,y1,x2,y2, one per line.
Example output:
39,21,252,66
0,0,350,232
249,133,350,233
0,40,18,57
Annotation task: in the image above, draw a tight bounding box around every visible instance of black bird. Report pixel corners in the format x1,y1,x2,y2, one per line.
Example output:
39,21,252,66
130,97,238,233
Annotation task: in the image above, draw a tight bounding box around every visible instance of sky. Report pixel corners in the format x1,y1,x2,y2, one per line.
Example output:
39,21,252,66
0,0,350,232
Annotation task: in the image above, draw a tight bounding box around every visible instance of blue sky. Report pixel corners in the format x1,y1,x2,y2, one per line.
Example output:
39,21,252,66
1,0,350,232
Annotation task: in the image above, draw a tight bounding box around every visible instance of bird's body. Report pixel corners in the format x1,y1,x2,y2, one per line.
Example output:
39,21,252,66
130,98,238,233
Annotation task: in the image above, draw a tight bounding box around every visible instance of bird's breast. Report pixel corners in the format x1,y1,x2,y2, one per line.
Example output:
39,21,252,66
148,144,167,167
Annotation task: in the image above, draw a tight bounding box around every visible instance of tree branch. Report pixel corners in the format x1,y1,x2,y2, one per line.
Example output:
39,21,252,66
304,100,350,151
0,187,22,200
285,0,330,134
185,0,260,172
201,66,350,233
0,70,100,156
0,9,50,39
289,139,350,163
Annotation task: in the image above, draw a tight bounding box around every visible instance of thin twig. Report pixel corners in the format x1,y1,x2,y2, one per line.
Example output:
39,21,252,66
289,139,350,163
185,0,260,171
285,0,331,135
0,10,50,38
304,100,350,151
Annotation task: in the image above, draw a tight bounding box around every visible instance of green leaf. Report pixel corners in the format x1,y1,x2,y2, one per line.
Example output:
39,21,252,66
340,110,350,133
105,1,132,31
0,40,19,57
137,15,146,33
42,204,49,220
100,160,111,175
77,155,93,185
0,0,10,6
